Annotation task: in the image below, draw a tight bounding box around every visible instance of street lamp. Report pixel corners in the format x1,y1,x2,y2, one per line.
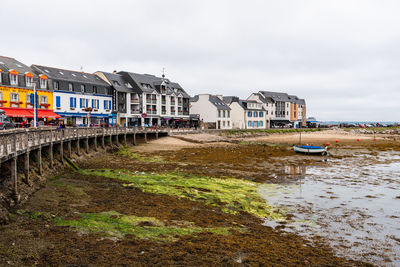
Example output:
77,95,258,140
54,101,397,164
33,83,37,128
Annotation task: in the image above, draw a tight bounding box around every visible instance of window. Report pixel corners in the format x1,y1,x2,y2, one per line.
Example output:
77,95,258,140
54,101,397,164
40,78,47,89
218,110,221,118
0,72,2,84
40,95,48,104
271,111,273,115
10,93,19,102
287,111,289,115
266,110,268,115
260,121,263,127
10,74,18,85
223,121,225,127
223,110,226,118
0,92,2,101
248,111,252,117
93,86,97,94
81,84,85,92
56,96,61,108
248,121,251,127
227,121,230,127
69,83,73,91
259,111,263,117
25,76,33,87
70,97,77,108
54,81,59,90
227,111,230,118
254,111,258,117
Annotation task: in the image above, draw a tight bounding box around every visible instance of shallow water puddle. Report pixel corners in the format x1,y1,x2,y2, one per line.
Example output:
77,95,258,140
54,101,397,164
259,151,400,266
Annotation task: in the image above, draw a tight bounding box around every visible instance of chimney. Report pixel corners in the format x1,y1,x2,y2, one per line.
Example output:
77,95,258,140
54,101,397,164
112,70,117,74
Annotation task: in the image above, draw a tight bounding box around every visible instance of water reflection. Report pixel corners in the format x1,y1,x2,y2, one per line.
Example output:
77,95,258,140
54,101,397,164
259,152,400,266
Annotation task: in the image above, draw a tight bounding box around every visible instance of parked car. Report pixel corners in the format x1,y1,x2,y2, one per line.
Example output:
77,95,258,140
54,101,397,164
0,110,16,130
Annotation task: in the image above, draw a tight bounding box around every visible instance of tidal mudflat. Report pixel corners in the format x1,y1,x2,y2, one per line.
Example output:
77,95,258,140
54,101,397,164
1,133,394,266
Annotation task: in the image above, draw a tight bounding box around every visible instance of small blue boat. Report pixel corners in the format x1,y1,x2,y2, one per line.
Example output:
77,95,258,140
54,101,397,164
293,145,328,155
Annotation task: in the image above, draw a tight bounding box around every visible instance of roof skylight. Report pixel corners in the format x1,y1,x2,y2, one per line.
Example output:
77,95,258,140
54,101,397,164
59,71,64,75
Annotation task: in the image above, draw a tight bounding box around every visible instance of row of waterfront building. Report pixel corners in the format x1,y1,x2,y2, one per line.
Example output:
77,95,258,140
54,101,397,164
0,55,306,129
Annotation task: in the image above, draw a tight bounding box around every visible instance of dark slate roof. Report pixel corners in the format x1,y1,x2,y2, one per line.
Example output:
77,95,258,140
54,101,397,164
119,71,190,97
31,65,109,86
259,91,292,102
222,96,239,105
237,100,266,111
0,56,36,76
97,71,132,93
297,99,306,105
209,95,231,110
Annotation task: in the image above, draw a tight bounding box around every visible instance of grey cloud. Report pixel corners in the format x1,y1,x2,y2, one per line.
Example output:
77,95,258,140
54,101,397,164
1,0,400,121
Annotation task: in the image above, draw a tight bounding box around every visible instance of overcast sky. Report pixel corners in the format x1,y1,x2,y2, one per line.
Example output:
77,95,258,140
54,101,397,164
1,0,399,121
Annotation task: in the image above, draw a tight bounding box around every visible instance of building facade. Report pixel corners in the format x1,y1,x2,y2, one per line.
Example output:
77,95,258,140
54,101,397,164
223,96,266,129
117,72,191,127
0,56,60,126
31,65,113,126
190,94,232,129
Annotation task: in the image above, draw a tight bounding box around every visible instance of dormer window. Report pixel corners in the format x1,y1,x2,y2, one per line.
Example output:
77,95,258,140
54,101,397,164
9,69,18,85
125,83,132,88
81,84,85,92
39,74,47,89
25,72,34,87
68,83,73,91
54,81,60,90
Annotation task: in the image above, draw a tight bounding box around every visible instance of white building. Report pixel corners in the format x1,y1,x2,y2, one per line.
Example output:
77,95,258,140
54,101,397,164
190,94,232,129
31,65,113,126
223,96,267,129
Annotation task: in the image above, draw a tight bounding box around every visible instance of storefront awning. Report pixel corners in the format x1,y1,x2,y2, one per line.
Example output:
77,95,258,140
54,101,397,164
37,109,61,119
1,108,34,118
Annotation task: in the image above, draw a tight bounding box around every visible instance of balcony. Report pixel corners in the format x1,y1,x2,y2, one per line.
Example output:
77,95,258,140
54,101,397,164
152,99,157,104
162,110,166,115
178,102,183,106
178,111,183,115
161,100,166,105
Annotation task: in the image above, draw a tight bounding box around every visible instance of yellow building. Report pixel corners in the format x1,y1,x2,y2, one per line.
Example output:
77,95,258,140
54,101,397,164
0,85,53,110
0,56,59,124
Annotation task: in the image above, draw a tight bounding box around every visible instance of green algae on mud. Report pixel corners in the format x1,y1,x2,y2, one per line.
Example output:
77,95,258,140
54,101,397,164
79,169,286,220
55,211,236,241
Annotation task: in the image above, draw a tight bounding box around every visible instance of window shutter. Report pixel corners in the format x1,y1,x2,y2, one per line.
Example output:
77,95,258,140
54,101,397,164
70,97,73,108
109,100,111,109
97,100,99,109
92,99,94,108
86,99,88,108
56,96,61,108
74,98,77,108
104,100,107,109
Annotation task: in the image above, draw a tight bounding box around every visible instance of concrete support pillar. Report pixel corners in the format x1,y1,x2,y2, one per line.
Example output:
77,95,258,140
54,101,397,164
77,138,80,156
156,130,159,139
24,151,30,185
68,141,72,157
116,134,119,146
86,137,89,154
110,134,113,147
11,156,18,200
124,133,127,145
144,132,147,143
94,136,98,151
37,147,42,175
60,141,64,164
133,133,137,146
49,143,54,168
102,134,105,149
